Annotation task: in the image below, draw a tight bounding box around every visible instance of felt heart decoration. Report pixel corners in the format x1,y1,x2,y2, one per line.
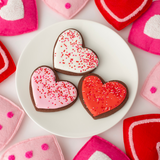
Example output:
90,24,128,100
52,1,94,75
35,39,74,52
78,74,128,119
0,95,24,151
0,135,65,160
141,62,160,108
0,0,38,36
53,29,99,75
0,41,16,83
95,0,152,30
123,114,160,160
42,0,89,19
30,66,78,112
129,0,160,55
73,135,130,160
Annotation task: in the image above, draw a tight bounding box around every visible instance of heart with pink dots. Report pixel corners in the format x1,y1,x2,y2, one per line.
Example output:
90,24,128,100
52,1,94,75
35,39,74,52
42,0,89,19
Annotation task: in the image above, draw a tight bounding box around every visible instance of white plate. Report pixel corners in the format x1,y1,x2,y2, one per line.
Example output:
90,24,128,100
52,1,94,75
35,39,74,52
16,20,138,138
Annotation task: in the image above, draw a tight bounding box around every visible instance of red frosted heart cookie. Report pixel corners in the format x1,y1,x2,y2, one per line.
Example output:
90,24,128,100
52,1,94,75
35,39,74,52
53,29,99,75
0,41,16,83
78,74,128,119
30,66,78,112
123,114,160,160
95,0,152,30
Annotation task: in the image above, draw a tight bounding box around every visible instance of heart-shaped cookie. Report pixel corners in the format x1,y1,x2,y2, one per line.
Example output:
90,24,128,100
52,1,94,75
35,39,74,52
0,0,38,36
0,41,16,83
30,66,78,112
42,0,89,19
78,74,128,119
53,29,99,76
123,114,160,160
95,0,152,30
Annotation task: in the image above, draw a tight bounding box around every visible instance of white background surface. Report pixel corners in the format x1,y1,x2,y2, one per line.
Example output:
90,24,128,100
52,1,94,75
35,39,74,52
0,0,160,159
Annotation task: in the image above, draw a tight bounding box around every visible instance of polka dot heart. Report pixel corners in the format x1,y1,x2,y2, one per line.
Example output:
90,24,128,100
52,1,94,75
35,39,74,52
1,135,65,160
141,61,160,108
0,95,24,152
42,0,89,19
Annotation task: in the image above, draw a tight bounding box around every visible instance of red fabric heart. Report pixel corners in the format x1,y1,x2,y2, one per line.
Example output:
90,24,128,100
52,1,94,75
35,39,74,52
123,114,160,160
0,41,16,83
95,0,152,30
79,74,128,119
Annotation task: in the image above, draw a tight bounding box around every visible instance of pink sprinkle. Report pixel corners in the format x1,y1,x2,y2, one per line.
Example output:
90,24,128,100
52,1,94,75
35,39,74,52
150,86,157,93
8,155,15,160
25,151,33,158
65,3,71,9
7,112,14,118
41,143,49,150
0,125,2,130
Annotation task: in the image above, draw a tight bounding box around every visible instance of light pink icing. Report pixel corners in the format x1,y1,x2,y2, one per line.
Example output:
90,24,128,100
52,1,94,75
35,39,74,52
100,0,148,22
31,67,77,109
0,46,9,75
0,135,64,160
128,118,160,160
54,29,99,74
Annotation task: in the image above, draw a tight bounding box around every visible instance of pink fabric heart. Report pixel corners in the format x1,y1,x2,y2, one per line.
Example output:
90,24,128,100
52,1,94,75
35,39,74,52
1,135,65,160
31,66,77,110
0,95,24,152
42,0,89,19
0,0,38,36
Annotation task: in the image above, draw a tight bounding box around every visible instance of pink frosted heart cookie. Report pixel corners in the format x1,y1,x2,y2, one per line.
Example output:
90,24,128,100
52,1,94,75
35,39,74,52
73,135,130,160
0,135,64,160
42,0,89,19
129,0,160,55
0,95,24,151
0,0,38,36
30,66,78,112
123,114,160,160
53,29,99,75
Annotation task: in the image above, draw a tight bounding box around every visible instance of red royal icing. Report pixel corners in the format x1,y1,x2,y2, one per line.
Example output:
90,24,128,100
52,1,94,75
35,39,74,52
82,75,127,117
